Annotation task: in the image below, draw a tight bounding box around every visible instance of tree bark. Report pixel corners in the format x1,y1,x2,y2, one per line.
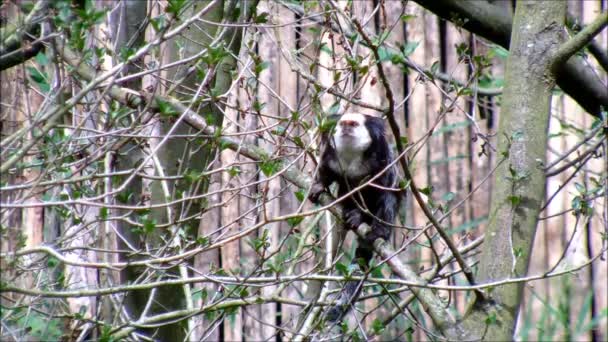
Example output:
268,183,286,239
462,2,567,340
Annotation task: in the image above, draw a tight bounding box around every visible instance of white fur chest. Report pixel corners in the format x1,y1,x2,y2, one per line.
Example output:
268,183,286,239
328,148,370,178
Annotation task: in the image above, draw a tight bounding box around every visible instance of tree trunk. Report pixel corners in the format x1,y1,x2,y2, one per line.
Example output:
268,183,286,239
463,2,567,340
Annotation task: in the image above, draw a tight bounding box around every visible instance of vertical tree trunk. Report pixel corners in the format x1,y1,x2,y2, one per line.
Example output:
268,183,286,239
257,2,281,338
464,2,567,340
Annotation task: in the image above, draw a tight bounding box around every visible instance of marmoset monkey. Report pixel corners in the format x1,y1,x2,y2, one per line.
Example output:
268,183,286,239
309,113,400,322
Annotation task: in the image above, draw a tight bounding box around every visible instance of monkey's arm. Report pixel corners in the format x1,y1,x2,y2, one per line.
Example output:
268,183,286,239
366,167,399,243
308,159,336,204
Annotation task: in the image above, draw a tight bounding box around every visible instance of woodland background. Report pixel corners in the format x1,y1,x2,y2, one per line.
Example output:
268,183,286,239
1,0,607,341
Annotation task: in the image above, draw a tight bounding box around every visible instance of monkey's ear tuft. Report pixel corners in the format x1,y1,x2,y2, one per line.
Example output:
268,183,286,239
364,115,386,141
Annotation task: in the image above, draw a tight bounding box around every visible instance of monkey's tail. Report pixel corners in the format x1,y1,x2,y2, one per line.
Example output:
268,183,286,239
325,245,373,323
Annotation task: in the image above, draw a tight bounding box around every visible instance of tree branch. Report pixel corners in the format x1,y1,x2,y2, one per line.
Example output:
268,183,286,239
413,0,608,117
567,13,608,72
56,44,472,340
0,0,48,70
552,11,608,73
587,40,608,72
351,19,484,300
281,1,502,97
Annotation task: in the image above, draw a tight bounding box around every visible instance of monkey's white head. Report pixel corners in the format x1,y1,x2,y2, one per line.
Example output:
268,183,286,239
333,113,372,154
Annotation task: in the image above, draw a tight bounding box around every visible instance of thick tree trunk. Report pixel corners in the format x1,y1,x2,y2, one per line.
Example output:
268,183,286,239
462,2,567,340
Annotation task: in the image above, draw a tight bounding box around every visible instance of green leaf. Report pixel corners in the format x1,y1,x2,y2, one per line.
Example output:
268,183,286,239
574,291,594,335
377,46,393,62
318,115,337,132
156,99,179,117
402,41,420,57
253,100,266,112
578,307,608,334
405,326,414,342
509,165,517,178
287,216,304,228
254,11,270,24
430,61,440,75
272,125,287,136
574,182,586,194
370,264,385,278
116,189,133,204
143,218,156,234
511,130,524,141
255,61,270,75
99,207,109,220
26,66,50,93
119,47,135,61
441,191,455,202
228,166,241,177
248,230,270,252
47,256,59,268
485,312,497,325
419,185,433,196
508,195,522,206
335,262,349,275
166,0,187,15
184,170,203,183
290,110,300,121
196,236,210,246
327,101,341,115
294,189,306,202
333,71,342,83
150,14,167,32
400,14,417,22
490,44,509,59
359,64,369,75
513,247,523,259
203,44,229,66
293,136,304,148
458,87,473,96
399,179,411,190
99,326,116,342
372,318,385,334
572,196,582,211
260,159,280,176
35,52,49,66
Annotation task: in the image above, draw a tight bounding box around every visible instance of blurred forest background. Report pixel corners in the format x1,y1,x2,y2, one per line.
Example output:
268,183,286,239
1,0,607,341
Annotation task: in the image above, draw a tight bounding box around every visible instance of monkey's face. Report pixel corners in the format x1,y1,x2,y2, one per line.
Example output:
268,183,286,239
333,113,372,154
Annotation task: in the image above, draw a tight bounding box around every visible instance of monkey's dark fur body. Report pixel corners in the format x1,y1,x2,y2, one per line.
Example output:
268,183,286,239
309,113,399,322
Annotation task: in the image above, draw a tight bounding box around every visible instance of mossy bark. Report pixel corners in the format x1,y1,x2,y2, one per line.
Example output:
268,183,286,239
461,2,567,340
